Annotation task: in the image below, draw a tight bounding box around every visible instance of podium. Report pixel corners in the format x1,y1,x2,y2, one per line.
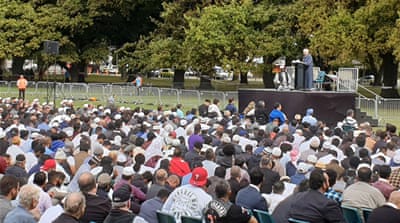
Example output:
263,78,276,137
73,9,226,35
293,62,305,90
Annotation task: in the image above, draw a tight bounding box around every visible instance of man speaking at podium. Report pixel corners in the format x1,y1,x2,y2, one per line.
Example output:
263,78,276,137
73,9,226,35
303,48,313,89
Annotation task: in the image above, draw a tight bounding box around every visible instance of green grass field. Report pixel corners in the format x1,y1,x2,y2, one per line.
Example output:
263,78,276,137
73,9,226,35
1,75,399,128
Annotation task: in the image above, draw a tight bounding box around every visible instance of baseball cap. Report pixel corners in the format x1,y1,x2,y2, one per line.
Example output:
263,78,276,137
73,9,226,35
122,167,135,176
42,159,56,171
189,167,208,187
112,185,132,202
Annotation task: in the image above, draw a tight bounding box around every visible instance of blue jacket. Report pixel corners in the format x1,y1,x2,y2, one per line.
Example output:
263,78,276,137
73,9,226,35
236,185,268,211
269,109,285,124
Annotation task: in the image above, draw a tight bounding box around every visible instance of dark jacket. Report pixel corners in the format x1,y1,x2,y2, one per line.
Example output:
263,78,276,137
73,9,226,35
103,209,135,223
288,190,345,223
53,213,79,223
367,204,400,223
236,185,268,211
80,193,111,223
260,167,280,194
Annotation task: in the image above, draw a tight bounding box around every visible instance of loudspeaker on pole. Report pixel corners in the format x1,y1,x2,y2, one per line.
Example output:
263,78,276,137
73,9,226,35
43,40,59,55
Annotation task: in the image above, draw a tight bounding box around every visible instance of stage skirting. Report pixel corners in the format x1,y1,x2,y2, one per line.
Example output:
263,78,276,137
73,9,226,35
238,89,356,127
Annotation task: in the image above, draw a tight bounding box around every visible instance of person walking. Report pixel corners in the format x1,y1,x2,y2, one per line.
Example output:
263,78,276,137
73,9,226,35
17,75,28,100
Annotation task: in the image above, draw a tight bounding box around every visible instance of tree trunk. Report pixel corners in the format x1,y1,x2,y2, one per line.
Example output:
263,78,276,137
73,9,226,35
240,71,248,84
0,59,5,80
173,69,185,89
11,57,25,79
262,56,275,88
380,53,399,98
199,73,213,89
232,72,239,81
366,54,380,86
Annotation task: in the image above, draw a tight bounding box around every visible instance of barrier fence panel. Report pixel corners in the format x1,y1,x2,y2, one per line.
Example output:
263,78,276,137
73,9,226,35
88,84,106,101
379,99,400,123
159,88,179,106
225,91,239,103
120,85,140,103
179,90,201,109
0,81,9,96
141,87,161,105
200,91,226,105
70,83,88,100
337,68,358,92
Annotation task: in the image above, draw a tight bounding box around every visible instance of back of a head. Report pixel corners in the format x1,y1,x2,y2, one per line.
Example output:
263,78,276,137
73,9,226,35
19,184,41,209
379,165,391,179
355,135,366,148
173,147,182,157
357,167,372,183
64,192,86,216
33,171,47,187
249,167,264,186
309,168,325,190
273,102,281,109
230,165,241,179
78,172,96,193
325,169,337,187
215,180,231,199
260,155,272,168
79,136,91,152
346,109,354,117
156,188,171,200
273,181,285,194
155,169,168,183
214,166,226,178
0,175,19,196
296,179,310,192
205,149,215,160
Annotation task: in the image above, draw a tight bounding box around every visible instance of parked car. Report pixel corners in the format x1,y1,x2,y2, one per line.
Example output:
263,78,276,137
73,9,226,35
47,65,66,75
359,75,375,85
213,66,230,80
159,68,174,78
184,68,198,76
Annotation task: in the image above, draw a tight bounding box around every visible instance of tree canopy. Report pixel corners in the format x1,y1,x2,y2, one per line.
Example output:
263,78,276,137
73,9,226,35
1,0,400,96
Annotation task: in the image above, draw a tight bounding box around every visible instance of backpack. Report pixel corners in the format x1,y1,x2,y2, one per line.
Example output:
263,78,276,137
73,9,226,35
204,199,233,223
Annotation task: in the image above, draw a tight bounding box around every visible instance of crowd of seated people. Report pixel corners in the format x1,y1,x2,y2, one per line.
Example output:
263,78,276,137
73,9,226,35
0,97,399,223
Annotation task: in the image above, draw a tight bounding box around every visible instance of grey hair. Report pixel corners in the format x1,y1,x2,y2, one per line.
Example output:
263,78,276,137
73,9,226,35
19,184,41,209
64,192,86,215
112,200,129,208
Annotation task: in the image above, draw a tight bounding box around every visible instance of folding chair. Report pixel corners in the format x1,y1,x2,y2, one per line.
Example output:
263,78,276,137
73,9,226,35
253,209,275,223
156,211,177,223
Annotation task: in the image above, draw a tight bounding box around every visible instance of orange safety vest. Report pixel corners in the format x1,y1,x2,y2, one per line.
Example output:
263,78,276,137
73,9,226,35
17,78,27,89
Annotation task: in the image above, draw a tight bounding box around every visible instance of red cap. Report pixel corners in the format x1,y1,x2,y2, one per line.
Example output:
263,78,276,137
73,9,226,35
169,131,177,139
41,159,56,171
189,167,208,187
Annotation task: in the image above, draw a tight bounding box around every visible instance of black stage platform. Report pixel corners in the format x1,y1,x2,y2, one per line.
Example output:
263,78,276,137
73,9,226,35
238,89,356,127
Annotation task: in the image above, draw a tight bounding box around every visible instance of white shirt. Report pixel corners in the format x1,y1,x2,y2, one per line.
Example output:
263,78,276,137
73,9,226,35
202,160,219,177
162,184,212,223
38,204,63,223
6,145,24,165
262,193,286,213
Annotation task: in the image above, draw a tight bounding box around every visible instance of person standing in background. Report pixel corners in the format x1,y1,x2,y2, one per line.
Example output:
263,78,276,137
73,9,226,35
17,75,28,100
303,48,313,89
